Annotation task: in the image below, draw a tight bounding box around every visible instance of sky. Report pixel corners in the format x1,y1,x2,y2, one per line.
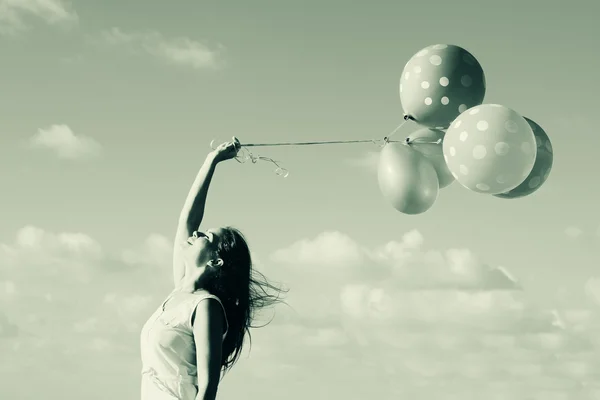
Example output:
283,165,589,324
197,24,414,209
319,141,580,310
1,0,600,399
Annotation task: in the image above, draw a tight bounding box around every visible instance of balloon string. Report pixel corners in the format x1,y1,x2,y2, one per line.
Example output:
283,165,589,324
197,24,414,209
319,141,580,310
405,137,443,145
383,114,413,142
209,115,420,177
242,139,382,147
236,151,291,178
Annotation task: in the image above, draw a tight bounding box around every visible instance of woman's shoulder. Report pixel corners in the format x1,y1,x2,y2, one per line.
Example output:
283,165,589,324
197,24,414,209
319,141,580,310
191,290,223,305
189,290,229,333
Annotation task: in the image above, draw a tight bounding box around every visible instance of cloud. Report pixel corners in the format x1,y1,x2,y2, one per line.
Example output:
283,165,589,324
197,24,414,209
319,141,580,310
121,233,173,269
0,225,181,399
0,312,19,338
565,226,584,240
95,27,223,70
256,230,600,399
0,225,103,273
270,229,519,291
270,230,368,271
584,277,600,308
0,225,174,350
0,225,174,301
0,0,78,35
346,150,380,171
28,124,102,160
3,226,600,400
0,225,172,277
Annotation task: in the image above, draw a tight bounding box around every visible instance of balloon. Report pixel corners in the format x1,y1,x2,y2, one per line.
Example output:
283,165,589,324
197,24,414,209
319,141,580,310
399,44,486,129
405,128,455,188
494,117,553,199
443,104,537,195
377,142,439,215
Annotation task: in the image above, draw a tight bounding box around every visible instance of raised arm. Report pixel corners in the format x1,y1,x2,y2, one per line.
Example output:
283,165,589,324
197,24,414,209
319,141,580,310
172,138,240,287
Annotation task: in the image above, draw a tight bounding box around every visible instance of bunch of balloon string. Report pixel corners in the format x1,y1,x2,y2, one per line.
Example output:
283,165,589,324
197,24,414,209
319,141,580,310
211,44,554,215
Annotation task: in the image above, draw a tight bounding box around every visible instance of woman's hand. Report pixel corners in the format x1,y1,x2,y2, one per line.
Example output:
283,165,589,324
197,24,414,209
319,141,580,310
210,136,241,163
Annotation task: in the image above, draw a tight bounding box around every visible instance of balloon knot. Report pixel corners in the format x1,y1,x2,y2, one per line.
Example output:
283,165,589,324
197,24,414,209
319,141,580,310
403,114,413,121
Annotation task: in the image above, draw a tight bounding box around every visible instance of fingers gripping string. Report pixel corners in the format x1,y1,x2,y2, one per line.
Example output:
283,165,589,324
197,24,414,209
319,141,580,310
210,140,290,177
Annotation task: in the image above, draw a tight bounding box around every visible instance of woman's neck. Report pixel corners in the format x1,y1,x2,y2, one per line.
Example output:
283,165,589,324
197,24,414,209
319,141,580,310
176,274,200,293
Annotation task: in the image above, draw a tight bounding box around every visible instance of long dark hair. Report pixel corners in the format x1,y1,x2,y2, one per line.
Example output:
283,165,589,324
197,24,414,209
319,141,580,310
195,226,286,373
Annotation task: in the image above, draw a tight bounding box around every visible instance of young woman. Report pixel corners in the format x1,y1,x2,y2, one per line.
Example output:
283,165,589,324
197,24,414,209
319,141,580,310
140,137,284,400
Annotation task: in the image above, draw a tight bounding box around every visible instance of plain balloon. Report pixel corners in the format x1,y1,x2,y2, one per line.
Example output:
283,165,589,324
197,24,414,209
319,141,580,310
377,143,439,215
405,128,455,188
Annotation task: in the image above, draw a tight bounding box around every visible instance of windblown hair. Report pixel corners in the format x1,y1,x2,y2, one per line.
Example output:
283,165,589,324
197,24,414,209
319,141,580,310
195,226,286,373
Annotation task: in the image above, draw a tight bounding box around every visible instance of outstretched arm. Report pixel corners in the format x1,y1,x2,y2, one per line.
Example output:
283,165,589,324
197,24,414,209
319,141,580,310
172,139,240,287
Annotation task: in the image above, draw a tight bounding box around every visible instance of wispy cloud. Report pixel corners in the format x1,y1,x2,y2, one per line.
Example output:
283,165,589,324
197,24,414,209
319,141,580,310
0,0,78,35
585,277,600,306
346,150,380,171
28,124,102,160
121,233,173,269
565,226,584,240
95,27,223,70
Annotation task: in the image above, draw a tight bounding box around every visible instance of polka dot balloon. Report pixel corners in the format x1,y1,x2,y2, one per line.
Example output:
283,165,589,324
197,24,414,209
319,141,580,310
494,117,553,199
399,44,486,129
443,104,537,195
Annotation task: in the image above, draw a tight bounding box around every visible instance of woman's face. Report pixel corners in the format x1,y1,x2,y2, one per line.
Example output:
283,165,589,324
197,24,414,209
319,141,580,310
183,228,224,272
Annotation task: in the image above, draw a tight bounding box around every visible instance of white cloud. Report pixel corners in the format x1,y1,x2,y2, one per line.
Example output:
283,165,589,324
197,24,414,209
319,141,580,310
0,225,174,375
0,226,172,284
96,27,222,70
346,150,380,171
270,229,518,291
565,226,583,240
2,226,600,400
0,0,78,35
28,124,102,160
0,225,104,273
0,312,19,338
1,280,17,295
584,277,600,307
270,230,368,270
121,233,173,269
252,230,600,399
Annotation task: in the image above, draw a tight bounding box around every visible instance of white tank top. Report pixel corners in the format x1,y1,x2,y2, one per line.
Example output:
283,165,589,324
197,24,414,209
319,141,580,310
140,290,229,399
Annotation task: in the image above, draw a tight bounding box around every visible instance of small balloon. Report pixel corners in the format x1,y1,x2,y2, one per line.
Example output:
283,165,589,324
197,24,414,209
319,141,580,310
405,128,455,188
494,117,553,199
400,44,486,129
377,142,439,215
443,104,537,195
